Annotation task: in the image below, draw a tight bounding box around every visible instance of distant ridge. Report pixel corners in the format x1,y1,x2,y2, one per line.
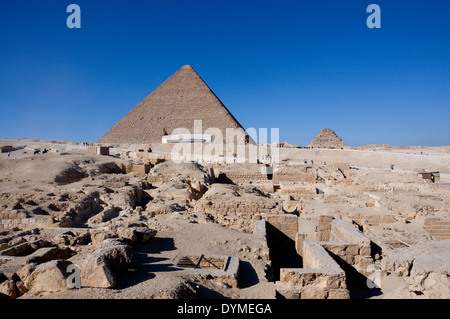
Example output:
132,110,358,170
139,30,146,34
98,65,246,144
308,127,346,149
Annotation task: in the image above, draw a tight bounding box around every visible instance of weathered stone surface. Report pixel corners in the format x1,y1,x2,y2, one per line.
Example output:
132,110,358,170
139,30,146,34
108,223,157,245
327,289,351,299
382,240,450,298
80,253,116,288
132,226,157,243
0,239,51,257
300,287,326,299
15,280,28,296
24,260,72,292
52,231,90,246
99,186,142,209
54,167,87,185
90,229,117,246
114,225,138,244
0,279,17,299
87,206,119,224
16,263,37,282
94,239,133,272
52,231,74,245
26,246,73,264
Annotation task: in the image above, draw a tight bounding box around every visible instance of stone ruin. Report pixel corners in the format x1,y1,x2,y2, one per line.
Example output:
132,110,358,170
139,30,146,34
2,142,449,299
1,143,450,299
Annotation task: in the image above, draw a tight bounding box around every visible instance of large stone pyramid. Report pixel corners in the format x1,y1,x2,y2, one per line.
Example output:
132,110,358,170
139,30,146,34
98,65,246,145
308,127,346,149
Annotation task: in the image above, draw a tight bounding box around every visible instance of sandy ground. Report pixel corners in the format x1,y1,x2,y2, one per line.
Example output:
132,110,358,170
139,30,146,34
20,215,275,299
1,139,449,299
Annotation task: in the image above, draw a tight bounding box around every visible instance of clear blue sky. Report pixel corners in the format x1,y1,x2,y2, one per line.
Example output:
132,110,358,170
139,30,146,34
0,0,449,146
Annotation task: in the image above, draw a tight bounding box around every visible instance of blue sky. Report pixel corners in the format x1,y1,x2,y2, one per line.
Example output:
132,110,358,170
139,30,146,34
0,0,449,146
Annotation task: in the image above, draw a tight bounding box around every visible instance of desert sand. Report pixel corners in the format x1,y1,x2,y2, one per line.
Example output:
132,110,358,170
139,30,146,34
0,138,449,299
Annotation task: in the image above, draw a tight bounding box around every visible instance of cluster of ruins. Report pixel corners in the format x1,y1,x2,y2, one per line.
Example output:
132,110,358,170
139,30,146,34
1,65,449,299
0,138,449,299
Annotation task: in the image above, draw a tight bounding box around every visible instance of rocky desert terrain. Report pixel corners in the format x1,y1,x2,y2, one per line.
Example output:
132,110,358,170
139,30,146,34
0,138,449,299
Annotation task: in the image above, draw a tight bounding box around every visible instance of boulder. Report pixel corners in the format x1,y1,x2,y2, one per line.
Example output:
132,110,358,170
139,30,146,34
52,231,75,245
109,223,157,245
16,263,38,282
0,279,17,299
87,206,119,224
134,226,157,243
80,253,116,288
52,230,90,246
90,229,117,246
94,238,133,272
24,260,72,292
114,225,138,244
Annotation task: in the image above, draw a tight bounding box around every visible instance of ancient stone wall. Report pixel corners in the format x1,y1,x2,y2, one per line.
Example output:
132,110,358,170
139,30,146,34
278,182,317,196
273,171,318,184
194,200,282,233
315,216,374,276
276,241,349,299
262,214,298,241
217,171,269,184
421,217,450,240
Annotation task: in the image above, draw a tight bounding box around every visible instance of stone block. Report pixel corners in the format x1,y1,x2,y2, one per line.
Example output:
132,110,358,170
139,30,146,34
24,260,72,292
80,253,116,288
0,279,17,299
96,146,110,156
326,275,345,289
327,289,350,299
300,287,327,299
346,244,360,256
359,245,371,256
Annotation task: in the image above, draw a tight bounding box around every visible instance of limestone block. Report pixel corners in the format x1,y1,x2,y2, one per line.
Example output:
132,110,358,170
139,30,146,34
327,289,350,299
359,245,371,256
354,255,374,271
346,244,360,256
94,238,133,272
16,263,38,282
80,253,116,288
300,287,327,299
0,279,17,299
326,274,346,289
275,282,300,299
90,229,117,246
24,260,72,292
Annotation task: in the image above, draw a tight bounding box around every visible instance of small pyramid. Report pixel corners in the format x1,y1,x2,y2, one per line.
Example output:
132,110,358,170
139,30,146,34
308,127,346,149
98,65,246,144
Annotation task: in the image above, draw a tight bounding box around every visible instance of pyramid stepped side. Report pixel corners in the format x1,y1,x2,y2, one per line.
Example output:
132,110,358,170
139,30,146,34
98,65,245,145
308,127,346,149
